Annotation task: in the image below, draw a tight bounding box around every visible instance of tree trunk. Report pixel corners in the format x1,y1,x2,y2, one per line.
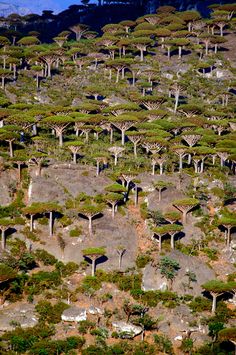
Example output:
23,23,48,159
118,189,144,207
159,235,162,252
47,64,51,78
1,229,6,250
179,155,183,171
182,210,187,224
211,293,217,314
32,124,37,135
111,203,116,219
30,214,34,232
167,47,170,60
140,49,144,62
152,163,155,176
174,91,180,113
88,216,93,235
226,226,231,249
73,152,77,164
134,142,137,157
110,128,113,144
188,154,191,165
13,65,17,80
91,258,96,277
116,69,120,83
59,133,63,147
17,163,21,182
132,71,135,86
118,253,122,270
220,25,223,37
158,189,162,202
49,211,53,237
1,76,5,89
114,154,118,166
171,234,175,249
36,74,39,90
121,129,125,145
160,163,163,175
38,163,42,177
141,329,145,341
96,161,100,176
9,140,13,158
178,46,182,59
121,67,125,79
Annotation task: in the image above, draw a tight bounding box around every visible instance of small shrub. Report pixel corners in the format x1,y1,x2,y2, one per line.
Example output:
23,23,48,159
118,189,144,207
203,248,218,261
60,215,72,227
38,217,48,225
80,276,102,293
34,249,57,265
154,334,174,354
189,296,211,313
55,261,79,277
35,300,69,323
135,253,152,269
69,227,82,237
78,320,96,335
140,202,148,219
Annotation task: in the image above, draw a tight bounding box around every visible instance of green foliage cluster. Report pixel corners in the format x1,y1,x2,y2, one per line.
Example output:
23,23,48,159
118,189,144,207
35,300,69,324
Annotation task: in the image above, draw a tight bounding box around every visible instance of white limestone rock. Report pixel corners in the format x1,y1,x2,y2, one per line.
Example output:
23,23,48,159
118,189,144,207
61,307,86,322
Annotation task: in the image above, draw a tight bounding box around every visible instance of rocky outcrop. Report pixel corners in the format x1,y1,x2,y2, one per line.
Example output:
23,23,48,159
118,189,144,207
61,307,87,322
142,250,216,296
88,306,104,315
112,321,143,338
0,304,38,331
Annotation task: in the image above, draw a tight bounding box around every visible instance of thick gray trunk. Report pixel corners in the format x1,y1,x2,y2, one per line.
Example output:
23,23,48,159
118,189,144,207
1,230,6,250
49,211,53,236
30,214,34,232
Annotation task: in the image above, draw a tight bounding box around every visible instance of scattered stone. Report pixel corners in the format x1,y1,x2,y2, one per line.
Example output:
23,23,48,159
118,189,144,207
88,306,104,315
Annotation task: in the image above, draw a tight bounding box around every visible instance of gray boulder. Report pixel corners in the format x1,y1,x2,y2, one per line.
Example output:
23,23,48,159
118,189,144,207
61,307,86,322
142,250,215,296
0,304,38,331
112,321,142,338
88,306,104,315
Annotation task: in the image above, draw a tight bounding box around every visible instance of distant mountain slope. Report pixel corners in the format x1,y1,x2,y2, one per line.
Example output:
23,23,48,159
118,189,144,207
0,2,30,16
0,0,62,16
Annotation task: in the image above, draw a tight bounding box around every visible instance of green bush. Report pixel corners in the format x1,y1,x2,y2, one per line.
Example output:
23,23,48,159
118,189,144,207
26,270,61,295
227,272,236,282
34,249,57,265
35,300,69,324
55,261,79,277
29,336,85,355
22,227,40,242
209,301,235,323
60,215,72,227
189,296,211,313
135,253,152,269
78,320,96,335
69,227,82,237
154,334,174,354
203,248,218,261
80,276,102,293
140,202,148,219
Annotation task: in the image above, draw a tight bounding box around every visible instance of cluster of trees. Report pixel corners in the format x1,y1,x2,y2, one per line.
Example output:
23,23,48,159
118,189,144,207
0,3,235,355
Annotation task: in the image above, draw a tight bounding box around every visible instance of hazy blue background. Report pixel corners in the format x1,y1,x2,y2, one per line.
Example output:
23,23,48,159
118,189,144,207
0,0,84,14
